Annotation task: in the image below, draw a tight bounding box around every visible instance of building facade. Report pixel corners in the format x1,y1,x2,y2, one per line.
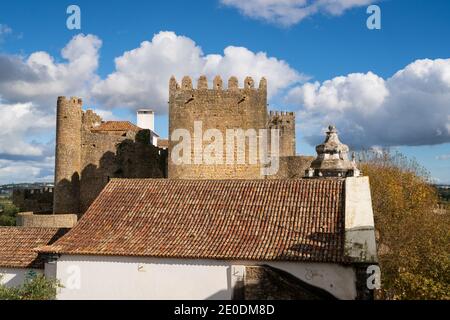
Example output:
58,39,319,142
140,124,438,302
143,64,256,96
38,175,378,300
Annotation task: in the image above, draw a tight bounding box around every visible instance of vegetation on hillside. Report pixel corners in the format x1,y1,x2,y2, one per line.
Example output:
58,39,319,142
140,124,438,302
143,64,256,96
0,272,61,300
436,187,450,206
359,150,450,300
0,197,18,226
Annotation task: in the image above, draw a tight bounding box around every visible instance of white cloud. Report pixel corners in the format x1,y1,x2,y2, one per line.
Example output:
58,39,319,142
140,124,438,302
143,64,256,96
1,31,302,115
0,34,100,184
90,108,115,121
92,31,303,112
203,46,307,96
436,154,450,161
287,71,388,112
0,24,12,36
0,157,54,185
0,102,54,157
287,58,450,148
220,0,376,26
0,34,101,109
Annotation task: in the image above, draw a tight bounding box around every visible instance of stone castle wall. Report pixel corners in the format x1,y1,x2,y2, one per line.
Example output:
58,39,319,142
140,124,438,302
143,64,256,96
16,212,77,228
12,188,54,213
268,111,296,157
53,77,307,215
266,156,314,180
80,130,166,213
53,97,166,216
168,76,297,179
53,97,82,214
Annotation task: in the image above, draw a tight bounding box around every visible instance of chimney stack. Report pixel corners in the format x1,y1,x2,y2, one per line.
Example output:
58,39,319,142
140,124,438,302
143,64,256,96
137,109,154,131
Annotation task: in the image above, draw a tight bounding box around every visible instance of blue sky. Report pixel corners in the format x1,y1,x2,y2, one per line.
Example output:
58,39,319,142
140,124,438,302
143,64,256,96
0,0,449,184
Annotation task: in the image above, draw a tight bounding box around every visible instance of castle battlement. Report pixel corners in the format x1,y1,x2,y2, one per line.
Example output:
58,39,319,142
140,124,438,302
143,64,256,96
269,111,295,117
57,96,83,106
268,110,296,157
169,75,267,93
268,111,296,130
169,75,268,119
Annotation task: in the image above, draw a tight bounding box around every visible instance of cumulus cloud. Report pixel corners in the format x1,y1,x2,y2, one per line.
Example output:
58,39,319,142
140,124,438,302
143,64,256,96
220,0,376,26
0,102,54,157
0,157,54,185
90,108,115,121
0,33,101,184
0,33,101,109
0,101,55,184
287,58,450,148
1,30,302,115
92,31,303,112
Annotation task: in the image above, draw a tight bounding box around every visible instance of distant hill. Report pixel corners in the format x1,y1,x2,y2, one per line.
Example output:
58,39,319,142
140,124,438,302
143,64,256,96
0,182,54,196
434,184,450,203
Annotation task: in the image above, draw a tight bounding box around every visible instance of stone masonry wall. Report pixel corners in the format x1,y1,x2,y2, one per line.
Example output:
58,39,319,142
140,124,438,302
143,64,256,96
16,212,77,228
168,76,301,180
12,188,54,213
266,156,314,179
53,97,82,214
53,97,166,216
168,76,268,179
79,119,166,213
268,111,296,157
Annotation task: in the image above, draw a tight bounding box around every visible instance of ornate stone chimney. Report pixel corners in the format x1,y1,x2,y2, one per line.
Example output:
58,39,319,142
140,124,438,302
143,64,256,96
306,125,360,178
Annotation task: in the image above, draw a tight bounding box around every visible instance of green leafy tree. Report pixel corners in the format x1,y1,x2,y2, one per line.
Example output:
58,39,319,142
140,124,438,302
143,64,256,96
0,198,19,226
0,271,61,300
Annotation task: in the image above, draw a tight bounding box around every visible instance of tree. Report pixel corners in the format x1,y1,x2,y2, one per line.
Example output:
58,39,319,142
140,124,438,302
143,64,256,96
0,271,61,300
359,150,450,300
0,198,18,226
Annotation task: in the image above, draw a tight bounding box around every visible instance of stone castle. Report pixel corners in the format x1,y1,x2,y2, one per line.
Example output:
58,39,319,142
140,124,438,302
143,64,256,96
4,75,377,300
53,97,166,216
47,76,314,218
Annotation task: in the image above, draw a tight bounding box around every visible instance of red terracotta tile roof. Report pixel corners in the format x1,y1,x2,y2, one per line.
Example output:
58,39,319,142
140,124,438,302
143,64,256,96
39,179,345,263
0,227,67,269
91,121,141,132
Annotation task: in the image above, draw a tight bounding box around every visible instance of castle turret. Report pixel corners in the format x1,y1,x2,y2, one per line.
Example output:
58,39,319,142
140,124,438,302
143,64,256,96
306,125,360,178
168,75,268,179
268,111,296,157
53,96,82,214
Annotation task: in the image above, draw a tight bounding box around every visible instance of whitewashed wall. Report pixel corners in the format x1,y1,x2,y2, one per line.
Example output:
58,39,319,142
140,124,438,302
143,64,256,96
0,268,43,287
52,255,356,300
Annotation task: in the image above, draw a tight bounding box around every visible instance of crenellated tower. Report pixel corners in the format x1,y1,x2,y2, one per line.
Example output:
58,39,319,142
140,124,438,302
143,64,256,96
53,96,83,214
268,111,296,157
168,75,268,179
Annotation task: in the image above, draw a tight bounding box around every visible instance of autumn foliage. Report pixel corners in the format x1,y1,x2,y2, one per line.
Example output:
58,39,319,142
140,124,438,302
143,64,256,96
359,151,449,300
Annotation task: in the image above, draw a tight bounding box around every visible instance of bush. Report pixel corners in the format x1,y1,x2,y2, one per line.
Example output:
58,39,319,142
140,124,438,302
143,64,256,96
0,271,61,300
359,150,450,300
0,198,19,226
